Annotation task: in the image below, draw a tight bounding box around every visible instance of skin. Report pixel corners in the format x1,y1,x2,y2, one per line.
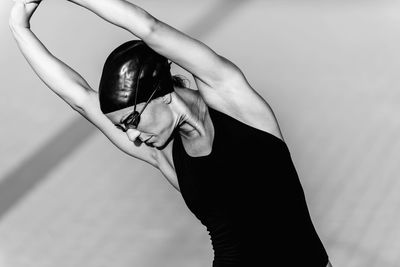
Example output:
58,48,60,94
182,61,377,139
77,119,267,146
105,87,211,150
9,1,332,265
8,0,285,198
103,87,215,190
105,95,180,147
9,0,285,171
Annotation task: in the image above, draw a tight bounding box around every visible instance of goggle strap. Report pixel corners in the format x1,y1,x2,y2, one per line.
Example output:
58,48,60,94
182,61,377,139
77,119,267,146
136,77,162,119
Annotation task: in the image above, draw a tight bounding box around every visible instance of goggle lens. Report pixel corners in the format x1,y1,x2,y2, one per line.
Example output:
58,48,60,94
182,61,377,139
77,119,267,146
124,110,140,129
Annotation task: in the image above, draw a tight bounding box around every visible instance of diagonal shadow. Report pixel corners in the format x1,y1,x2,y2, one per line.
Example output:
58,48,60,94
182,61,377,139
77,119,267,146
0,0,251,220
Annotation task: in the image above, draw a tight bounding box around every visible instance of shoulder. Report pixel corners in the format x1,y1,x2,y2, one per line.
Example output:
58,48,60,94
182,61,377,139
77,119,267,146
194,71,284,142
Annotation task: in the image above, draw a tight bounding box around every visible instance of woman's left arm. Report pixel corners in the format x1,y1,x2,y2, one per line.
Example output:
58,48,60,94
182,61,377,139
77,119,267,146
66,0,280,135
67,0,156,41
66,0,244,89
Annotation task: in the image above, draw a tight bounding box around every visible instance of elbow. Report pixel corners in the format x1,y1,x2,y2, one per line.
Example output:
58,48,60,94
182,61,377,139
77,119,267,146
141,15,160,42
148,17,160,34
71,98,93,118
70,102,86,114
73,89,99,115
63,94,88,114
123,6,159,41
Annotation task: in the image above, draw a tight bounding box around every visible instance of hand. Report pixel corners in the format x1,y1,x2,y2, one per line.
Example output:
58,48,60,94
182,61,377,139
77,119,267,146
9,0,42,28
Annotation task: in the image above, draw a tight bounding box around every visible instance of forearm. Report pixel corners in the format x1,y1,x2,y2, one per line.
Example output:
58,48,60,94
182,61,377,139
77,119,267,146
9,23,92,109
67,0,157,40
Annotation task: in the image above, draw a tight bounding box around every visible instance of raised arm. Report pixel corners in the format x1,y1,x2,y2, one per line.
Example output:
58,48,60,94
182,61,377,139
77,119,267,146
9,0,158,166
9,0,91,111
66,0,244,88
65,0,278,136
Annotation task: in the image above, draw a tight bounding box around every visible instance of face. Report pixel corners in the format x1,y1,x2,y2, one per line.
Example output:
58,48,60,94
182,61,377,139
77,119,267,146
105,97,175,148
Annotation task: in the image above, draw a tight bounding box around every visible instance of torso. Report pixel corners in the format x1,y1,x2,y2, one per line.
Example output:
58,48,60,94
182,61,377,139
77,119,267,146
166,105,329,265
156,76,285,190
148,80,329,265
155,97,284,191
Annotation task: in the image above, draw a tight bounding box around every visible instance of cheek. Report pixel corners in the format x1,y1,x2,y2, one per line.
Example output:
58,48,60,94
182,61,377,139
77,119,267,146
142,106,173,132
154,110,173,131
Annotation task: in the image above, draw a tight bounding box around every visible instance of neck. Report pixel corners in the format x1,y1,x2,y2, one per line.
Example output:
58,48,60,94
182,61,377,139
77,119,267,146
170,87,208,140
169,87,214,157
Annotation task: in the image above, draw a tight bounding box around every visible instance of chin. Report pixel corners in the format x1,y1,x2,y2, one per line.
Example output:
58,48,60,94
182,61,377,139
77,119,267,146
145,139,160,149
154,138,170,150
151,132,174,150
153,141,163,149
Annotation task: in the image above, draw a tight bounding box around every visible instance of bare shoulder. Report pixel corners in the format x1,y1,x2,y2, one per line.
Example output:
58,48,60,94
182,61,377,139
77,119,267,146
193,72,284,142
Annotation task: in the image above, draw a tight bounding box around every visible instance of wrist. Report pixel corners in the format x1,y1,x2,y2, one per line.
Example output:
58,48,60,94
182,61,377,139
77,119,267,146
9,19,30,31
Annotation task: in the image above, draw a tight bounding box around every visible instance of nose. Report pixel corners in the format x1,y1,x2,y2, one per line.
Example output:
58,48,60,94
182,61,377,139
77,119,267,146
126,128,141,142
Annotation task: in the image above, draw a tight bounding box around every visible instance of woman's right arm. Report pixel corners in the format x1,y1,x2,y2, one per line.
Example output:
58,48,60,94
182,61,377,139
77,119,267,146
9,0,158,166
9,1,91,111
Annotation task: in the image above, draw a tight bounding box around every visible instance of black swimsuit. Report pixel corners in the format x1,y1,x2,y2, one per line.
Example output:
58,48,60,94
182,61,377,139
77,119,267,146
172,107,329,266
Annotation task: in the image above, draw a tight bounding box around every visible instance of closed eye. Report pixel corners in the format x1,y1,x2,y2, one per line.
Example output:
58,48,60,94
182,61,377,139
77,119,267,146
114,124,127,132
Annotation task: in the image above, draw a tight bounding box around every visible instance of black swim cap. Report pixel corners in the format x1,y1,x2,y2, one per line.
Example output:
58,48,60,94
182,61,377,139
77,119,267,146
99,40,174,114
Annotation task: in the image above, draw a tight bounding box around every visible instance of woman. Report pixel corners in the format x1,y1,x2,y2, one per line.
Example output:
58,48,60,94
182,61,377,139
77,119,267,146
9,0,332,266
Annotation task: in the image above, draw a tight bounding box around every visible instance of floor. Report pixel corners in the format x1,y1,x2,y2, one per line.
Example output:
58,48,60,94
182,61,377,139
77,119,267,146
1,0,400,266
